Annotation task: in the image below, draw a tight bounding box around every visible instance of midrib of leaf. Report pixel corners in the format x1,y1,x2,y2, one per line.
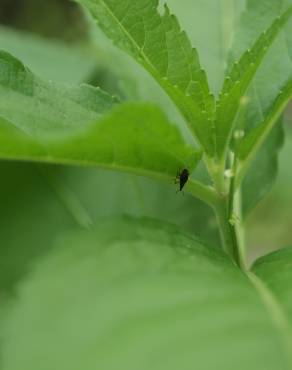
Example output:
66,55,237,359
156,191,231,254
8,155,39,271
247,271,292,364
0,149,215,206
0,150,172,183
96,1,156,76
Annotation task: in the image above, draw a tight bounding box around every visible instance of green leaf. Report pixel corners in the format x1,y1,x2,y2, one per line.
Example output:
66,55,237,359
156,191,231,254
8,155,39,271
234,68,292,174
0,163,78,295
87,0,245,132
76,0,215,154
238,82,292,160
61,167,220,246
83,0,243,237
0,51,200,188
0,50,115,134
232,86,287,218
246,129,292,253
236,82,292,214
252,246,292,354
0,104,198,179
215,5,292,159
1,218,291,370
0,25,98,84
166,0,246,95
231,0,292,60
252,246,292,319
0,161,218,297
227,1,292,214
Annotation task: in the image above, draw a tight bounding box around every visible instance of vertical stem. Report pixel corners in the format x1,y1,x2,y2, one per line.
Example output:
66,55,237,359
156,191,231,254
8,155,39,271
233,186,247,270
229,158,247,270
211,154,246,269
214,197,241,267
206,155,246,270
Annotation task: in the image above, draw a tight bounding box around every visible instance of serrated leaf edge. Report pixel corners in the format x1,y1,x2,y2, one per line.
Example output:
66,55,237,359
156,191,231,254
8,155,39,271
215,6,292,160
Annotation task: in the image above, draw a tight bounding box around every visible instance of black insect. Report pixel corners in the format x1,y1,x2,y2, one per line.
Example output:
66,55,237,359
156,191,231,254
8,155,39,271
175,168,189,192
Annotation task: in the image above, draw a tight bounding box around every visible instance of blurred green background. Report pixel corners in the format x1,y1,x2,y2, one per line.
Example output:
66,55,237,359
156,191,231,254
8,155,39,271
0,0,291,298
0,0,87,40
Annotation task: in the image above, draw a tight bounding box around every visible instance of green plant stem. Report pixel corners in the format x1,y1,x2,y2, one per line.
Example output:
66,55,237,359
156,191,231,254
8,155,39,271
211,155,246,269
205,156,226,196
233,185,247,269
227,167,246,270
214,196,241,267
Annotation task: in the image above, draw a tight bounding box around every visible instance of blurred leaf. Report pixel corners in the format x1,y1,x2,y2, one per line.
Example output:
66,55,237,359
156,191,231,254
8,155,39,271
242,121,284,217
0,161,219,300
0,162,77,295
273,126,292,198
252,246,292,349
0,51,199,183
0,45,213,299
0,50,115,134
76,0,215,154
1,218,290,370
0,26,97,84
0,0,87,41
60,167,220,245
246,127,292,258
252,247,292,301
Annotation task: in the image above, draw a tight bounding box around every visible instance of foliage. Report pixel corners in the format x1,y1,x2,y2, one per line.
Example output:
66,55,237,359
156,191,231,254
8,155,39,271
0,0,292,369
1,219,292,370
